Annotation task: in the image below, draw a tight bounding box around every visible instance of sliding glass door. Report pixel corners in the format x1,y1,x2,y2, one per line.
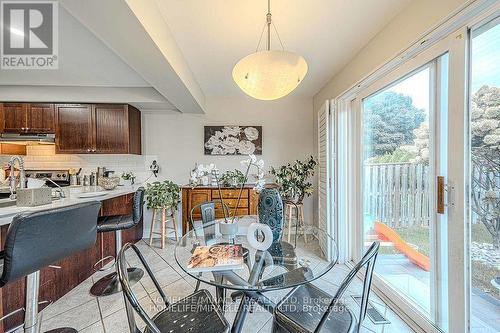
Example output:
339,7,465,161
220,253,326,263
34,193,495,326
359,54,449,331
468,16,500,333
331,5,500,332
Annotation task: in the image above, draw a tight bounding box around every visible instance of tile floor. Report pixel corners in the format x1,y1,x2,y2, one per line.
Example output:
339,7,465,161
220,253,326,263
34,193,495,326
27,239,415,333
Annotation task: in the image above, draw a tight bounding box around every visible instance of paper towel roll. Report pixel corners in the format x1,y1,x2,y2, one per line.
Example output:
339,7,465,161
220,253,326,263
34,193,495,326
246,222,273,251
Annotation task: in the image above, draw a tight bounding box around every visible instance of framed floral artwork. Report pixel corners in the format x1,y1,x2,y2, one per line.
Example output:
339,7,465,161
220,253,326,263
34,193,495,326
204,126,262,155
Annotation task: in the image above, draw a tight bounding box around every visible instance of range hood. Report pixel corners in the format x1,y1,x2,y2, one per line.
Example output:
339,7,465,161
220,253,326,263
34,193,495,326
0,133,55,143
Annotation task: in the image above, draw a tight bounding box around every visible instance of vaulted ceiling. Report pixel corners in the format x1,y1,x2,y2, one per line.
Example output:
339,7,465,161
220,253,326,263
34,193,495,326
154,0,413,98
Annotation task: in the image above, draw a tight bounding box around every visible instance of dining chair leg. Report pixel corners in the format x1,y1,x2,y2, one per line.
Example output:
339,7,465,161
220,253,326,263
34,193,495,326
149,209,157,246
161,208,166,249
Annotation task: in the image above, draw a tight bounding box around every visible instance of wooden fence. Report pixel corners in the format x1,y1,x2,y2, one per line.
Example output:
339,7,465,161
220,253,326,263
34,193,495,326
363,162,431,228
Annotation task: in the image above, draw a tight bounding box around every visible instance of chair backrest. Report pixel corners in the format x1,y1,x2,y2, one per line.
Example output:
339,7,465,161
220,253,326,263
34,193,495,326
189,200,230,229
315,241,380,333
117,242,169,333
258,188,284,242
0,202,101,287
131,187,145,226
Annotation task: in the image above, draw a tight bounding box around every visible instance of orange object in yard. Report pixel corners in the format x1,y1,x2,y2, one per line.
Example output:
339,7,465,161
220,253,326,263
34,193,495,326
374,222,430,271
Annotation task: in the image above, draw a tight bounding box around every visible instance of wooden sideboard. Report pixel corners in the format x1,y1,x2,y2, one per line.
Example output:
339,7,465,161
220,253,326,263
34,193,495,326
0,194,142,333
181,186,259,235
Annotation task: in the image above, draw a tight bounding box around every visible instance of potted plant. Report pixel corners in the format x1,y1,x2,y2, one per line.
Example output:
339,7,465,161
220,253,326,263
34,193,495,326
270,156,317,203
121,172,136,186
219,169,246,187
145,180,181,212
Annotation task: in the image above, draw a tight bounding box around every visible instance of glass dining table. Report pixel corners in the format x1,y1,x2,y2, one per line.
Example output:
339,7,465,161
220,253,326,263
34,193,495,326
174,216,338,333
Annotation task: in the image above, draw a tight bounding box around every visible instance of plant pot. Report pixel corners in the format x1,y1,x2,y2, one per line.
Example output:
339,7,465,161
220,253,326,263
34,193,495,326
219,221,238,238
122,179,133,186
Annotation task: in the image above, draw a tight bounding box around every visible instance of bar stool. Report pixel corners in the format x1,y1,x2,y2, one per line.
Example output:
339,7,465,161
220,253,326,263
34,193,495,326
90,188,145,297
148,206,178,249
0,202,101,333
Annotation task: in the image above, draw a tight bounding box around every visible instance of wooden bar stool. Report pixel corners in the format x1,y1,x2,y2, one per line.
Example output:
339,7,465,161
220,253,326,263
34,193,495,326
149,207,178,249
284,201,307,244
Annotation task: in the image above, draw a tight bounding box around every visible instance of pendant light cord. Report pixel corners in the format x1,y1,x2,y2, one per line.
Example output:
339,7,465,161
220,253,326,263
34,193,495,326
255,0,285,52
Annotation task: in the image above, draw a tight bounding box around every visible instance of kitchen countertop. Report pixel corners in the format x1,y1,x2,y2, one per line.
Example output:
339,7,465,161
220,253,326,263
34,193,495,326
0,185,139,226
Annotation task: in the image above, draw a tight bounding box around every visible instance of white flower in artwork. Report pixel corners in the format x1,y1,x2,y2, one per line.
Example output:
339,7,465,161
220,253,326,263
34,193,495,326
205,136,222,149
222,126,241,137
211,146,224,155
237,141,256,155
221,136,239,153
244,127,259,141
214,130,226,139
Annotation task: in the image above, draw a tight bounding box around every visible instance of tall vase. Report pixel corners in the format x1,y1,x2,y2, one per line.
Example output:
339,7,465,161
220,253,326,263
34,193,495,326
258,188,284,242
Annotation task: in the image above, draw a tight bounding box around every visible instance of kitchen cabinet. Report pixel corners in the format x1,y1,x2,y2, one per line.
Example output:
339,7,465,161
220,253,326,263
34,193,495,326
0,103,54,133
181,186,259,235
55,103,141,154
27,103,55,133
54,104,94,154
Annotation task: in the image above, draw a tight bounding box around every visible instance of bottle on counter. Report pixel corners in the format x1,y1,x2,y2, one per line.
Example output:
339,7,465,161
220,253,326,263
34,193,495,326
90,172,96,186
83,175,90,186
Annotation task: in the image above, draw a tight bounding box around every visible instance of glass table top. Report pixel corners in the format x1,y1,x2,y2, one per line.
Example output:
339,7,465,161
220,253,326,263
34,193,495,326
174,217,338,291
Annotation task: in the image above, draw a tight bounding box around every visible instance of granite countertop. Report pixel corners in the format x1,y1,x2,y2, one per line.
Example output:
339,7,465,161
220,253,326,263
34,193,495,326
0,185,139,226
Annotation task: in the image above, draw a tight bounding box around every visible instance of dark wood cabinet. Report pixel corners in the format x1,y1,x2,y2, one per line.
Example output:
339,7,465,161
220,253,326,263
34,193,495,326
27,103,55,133
0,103,54,133
55,103,141,154
0,103,28,132
54,104,94,154
94,104,129,154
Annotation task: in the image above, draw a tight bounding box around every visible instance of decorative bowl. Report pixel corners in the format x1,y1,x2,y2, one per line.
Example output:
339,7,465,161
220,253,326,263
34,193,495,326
98,177,120,190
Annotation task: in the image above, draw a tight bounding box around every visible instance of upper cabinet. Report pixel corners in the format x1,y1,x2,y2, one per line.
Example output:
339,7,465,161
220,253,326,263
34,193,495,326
0,103,55,133
54,104,94,154
55,104,141,155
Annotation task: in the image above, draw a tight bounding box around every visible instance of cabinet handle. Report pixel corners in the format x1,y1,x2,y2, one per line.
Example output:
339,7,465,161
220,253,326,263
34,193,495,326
87,148,91,152
21,127,25,130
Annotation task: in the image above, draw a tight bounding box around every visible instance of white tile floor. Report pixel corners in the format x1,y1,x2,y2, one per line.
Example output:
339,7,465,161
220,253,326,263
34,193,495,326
30,239,415,333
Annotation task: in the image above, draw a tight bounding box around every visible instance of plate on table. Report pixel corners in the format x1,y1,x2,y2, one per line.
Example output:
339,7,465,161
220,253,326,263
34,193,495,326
77,191,108,198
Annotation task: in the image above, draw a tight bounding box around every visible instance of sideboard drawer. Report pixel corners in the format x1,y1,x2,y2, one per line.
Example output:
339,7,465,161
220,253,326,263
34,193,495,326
215,208,249,218
215,199,248,209
212,189,248,199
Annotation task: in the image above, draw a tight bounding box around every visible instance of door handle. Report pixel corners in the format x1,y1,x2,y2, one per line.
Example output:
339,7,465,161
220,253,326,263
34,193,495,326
437,176,445,214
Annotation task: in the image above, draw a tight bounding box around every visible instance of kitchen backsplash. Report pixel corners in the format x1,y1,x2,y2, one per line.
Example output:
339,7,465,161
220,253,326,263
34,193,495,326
0,145,156,183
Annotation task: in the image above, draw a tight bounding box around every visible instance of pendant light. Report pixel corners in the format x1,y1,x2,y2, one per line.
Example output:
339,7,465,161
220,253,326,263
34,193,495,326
232,0,308,101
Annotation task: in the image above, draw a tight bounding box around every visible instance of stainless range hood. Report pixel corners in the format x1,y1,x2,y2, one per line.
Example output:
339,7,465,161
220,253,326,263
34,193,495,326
0,133,55,143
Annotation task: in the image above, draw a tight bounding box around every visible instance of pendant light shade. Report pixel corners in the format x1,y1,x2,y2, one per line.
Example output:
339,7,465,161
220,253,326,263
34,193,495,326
232,0,307,101
232,50,308,101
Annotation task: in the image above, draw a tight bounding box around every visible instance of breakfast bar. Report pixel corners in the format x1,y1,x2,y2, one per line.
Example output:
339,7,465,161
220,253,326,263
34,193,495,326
0,186,142,333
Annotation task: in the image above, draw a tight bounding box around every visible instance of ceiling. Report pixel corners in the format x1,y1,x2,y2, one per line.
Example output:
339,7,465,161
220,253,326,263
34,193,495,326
154,0,413,98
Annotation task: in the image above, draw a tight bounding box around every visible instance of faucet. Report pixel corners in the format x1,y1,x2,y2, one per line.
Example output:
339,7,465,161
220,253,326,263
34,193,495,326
43,178,66,199
9,155,25,200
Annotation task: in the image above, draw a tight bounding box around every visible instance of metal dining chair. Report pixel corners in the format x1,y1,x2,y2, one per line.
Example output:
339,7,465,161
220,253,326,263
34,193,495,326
189,200,252,313
117,242,230,333
272,242,380,333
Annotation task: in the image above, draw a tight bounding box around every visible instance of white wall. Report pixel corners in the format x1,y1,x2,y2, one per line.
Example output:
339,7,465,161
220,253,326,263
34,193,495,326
313,0,468,108
142,95,314,236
